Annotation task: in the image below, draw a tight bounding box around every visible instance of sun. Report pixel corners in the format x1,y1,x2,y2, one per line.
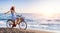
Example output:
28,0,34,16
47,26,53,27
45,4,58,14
43,11,54,17
41,8,57,17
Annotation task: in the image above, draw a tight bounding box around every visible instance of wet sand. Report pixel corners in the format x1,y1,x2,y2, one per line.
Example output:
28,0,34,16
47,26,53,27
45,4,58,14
0,28,53,33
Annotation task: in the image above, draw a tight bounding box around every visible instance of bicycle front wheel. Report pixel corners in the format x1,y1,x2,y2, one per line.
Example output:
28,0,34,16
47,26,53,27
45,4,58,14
19,21,27,30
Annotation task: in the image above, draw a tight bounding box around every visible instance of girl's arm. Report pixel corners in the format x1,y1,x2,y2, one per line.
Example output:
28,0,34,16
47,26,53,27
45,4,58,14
4,11,10,14
14,11,17,14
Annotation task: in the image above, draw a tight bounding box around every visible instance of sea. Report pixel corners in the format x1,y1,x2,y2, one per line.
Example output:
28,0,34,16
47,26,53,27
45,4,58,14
0,13,60,33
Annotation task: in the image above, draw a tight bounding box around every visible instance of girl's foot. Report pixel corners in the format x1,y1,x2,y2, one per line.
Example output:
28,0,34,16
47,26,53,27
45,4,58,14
12,23,16,27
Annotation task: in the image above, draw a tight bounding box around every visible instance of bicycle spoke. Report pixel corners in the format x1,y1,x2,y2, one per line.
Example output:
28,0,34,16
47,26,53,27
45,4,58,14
19,21,27,30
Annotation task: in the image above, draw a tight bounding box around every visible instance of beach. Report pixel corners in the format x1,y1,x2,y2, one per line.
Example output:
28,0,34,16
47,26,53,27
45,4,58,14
0,28,53,33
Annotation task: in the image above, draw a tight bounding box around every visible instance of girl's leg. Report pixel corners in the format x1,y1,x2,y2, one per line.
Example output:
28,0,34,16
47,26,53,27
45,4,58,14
12,20,16,27
15,18,19,25
15,18,21,25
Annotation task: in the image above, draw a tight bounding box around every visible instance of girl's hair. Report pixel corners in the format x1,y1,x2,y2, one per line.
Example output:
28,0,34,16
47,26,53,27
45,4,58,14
10,6,15,11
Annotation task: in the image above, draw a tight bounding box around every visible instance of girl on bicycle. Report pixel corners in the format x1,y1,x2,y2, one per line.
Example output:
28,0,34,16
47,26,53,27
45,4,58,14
4,6,17,27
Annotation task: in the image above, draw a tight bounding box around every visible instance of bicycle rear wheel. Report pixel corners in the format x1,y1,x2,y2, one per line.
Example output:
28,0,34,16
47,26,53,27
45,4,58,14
6,19,13,28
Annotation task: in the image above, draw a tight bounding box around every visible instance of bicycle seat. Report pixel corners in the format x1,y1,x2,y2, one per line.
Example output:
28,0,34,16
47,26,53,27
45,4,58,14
16,15,22,17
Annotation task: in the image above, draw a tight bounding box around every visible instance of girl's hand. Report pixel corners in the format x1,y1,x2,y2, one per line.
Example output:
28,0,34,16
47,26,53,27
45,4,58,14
4,13,6,14
4,11,10,14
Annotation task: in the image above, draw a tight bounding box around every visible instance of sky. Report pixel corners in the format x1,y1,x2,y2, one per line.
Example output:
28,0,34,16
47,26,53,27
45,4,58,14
0,0,40,13
1,0,60,17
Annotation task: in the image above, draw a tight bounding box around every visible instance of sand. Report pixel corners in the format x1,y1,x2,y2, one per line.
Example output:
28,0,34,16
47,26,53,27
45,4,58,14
0,28,53,33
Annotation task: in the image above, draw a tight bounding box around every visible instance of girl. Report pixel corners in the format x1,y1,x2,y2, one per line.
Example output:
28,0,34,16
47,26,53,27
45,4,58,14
4,6,17,27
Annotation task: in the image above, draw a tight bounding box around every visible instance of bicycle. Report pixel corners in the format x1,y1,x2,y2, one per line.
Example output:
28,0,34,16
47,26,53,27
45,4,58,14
6,15,27,30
